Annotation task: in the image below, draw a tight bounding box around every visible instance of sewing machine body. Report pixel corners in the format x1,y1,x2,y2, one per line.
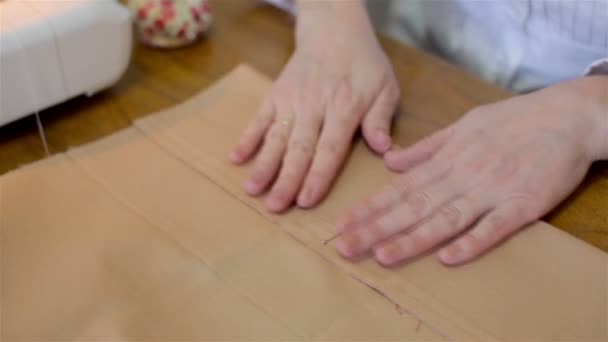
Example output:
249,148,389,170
0,0,132,126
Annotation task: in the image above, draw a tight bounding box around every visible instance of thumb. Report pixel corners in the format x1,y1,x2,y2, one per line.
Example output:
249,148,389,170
362,85,400,154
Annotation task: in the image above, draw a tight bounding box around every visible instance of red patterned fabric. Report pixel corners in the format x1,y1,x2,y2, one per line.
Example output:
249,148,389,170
129,0,212,48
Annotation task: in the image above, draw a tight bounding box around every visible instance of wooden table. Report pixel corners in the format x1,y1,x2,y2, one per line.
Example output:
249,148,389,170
1,0,606,251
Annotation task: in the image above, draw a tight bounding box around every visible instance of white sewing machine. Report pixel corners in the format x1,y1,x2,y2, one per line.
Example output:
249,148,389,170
0,0,133,127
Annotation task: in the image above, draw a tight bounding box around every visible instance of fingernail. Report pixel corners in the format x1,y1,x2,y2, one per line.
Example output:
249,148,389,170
374,246,398,266
376,131,391,152
298,186,316,208
438,243,464,265
229,151,242,163
266,191,287,212
384,151,405,171
335,233,361,259
245,180,261,195
384,149,400,162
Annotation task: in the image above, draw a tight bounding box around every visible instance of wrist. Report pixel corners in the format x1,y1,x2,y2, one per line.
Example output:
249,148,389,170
566,76,608,161
294,0,374,42
600,82,608,161
602,98,608,161
296,0,366,15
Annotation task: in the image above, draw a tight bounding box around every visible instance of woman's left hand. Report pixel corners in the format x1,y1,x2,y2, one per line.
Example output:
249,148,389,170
334,77,608,266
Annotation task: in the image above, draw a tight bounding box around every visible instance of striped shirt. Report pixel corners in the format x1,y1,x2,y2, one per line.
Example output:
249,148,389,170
531,0,608,48
266,0,608,92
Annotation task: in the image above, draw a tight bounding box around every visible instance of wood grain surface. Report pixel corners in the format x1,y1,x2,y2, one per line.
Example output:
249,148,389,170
1,0,606,251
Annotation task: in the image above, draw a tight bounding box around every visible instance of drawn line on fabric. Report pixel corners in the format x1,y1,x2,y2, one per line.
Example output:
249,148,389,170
132,124,461,340
66,152,302,340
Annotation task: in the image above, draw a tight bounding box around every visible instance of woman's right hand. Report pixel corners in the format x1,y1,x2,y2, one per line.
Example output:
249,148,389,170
230,0,401,213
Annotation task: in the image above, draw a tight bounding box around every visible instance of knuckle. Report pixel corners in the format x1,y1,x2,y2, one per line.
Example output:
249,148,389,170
276,172,300,189
380,185,402,205
376,211,401,233
510,200,535,222
267,127,289,144
294,94,324,117
408,191,431,214
487,213,508,234
440,204,463,228
412,227,435,245
332,110,356,127
393,174,415,191
288,138,314,155
307,168,332,184
316,141,341,156
465,153,495,174
329,87,364,125
332,79,355,106
467,228,486,245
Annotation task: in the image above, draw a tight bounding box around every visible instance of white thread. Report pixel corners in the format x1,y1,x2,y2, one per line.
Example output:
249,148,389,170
35,111,49,156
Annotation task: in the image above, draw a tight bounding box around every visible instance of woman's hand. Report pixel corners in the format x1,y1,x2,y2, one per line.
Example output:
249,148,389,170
335,76,608,266
230,0,400,212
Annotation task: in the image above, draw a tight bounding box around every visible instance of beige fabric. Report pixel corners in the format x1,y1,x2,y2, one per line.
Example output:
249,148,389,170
1,64,606,341
2,135,439,341
67,128,439,340
1,156,297,341
134,65,608,340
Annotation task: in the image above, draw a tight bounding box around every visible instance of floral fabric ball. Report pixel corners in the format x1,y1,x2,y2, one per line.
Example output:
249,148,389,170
129,0,212,48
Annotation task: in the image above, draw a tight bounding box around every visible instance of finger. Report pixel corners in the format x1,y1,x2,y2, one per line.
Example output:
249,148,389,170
373,193,491,266
336,157,452,233
297,90,363,208
362,84,400,154
230,98,275,164
438,200,533,265
335,176,462,259
265,112,323,212
335,184,402,234
296,122,356,208
384,127,452,173
244,118,292,196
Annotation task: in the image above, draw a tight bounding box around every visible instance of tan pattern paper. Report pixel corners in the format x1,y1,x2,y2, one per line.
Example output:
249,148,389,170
1,65,606,341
